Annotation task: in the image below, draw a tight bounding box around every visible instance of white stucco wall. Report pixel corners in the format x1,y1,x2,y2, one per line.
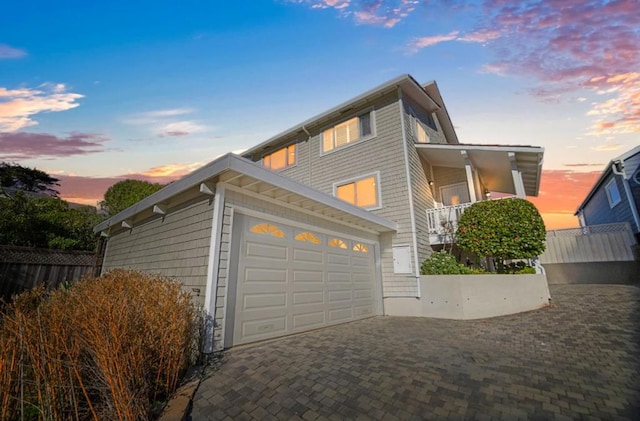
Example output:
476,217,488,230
384,274,550,319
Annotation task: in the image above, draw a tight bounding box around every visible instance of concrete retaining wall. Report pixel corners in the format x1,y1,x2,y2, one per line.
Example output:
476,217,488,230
384,274,550,319
544,262,640,285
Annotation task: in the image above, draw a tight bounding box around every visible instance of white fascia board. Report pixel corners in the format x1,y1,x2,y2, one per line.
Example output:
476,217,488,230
416,143,545,154
241,74,436,158
94,153,397,234
93,154,233,233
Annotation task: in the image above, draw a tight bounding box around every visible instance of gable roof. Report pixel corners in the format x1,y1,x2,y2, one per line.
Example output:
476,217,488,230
241,74,457,158
575,145,640,214
94,153,397,235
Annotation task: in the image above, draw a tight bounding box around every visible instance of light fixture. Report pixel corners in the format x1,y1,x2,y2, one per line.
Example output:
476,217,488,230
485,189,491,198
428,180,434,186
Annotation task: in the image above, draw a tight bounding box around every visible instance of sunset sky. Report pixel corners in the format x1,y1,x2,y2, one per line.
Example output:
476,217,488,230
1,0,638,229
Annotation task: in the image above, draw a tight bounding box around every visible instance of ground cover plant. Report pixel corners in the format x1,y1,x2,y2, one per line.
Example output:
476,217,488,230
0,270,201,421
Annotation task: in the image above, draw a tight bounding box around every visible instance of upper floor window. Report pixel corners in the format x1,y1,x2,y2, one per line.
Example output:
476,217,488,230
415,122,429,143
334,173,381,210
605,179,621,208
263,144,296,171
322,111,373,153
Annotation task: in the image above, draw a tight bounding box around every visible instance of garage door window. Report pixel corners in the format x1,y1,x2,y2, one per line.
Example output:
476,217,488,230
295,231,321,244
328,238,347,249
250,223,285,238
353,243,369,253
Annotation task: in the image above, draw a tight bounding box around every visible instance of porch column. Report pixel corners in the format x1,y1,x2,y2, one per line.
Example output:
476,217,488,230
461,150,477,202
508,152,526,198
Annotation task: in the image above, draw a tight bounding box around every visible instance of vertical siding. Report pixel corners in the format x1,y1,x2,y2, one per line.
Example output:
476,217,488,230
102,197,214,308
541,230,636,263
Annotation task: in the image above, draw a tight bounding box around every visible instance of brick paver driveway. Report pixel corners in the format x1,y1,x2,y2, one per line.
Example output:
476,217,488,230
191,285,640,420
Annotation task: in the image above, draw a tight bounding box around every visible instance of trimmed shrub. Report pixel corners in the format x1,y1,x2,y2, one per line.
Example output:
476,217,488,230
420,251,481,275
456,198,546,272
0,270,201,421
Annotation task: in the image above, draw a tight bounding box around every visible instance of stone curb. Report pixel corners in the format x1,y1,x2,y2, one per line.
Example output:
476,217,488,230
158,366,204,421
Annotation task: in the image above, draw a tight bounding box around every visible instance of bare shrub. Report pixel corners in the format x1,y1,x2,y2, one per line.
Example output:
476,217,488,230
0,270,201,420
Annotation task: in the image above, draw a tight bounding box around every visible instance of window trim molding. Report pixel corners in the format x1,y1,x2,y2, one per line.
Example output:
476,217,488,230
319,108,377,156
605,178,622,208
262,142,298,172
332,171,382,211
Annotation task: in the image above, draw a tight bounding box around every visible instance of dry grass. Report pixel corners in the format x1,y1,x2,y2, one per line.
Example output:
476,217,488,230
0,270,201,421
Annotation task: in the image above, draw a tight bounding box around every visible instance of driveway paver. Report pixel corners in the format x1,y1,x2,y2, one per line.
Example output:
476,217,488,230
191,284,640,420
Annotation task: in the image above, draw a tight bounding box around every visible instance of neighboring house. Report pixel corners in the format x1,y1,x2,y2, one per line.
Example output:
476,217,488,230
94,74,544,350
575,145,640,239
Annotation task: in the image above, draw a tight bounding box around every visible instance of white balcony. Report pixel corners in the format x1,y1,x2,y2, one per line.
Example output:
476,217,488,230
426,202,474,244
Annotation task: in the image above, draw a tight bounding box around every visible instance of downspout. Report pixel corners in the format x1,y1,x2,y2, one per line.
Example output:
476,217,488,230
397,87,422,298
612,160,640,232
203,185,226,353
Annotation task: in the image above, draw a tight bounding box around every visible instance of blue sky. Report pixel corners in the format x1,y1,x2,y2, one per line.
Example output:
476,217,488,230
1,0,639,227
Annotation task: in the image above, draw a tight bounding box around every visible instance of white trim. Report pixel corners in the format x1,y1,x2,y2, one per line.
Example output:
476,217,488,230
332,171,383,211
439,182,470,206
261,142,299,172
203,186,225,353
605,178,622,208
231,205,378,244
221,182,383,236
319,108,377,156
218,205,234,349
461,151,478,203
398,88,421,295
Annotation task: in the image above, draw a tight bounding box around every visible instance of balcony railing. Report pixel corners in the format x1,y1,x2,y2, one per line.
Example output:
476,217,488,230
425,202,473,244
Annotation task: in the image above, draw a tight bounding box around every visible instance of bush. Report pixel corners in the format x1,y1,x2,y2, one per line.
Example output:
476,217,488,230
0,270,201,421
456,198,546,272
420,251,481,275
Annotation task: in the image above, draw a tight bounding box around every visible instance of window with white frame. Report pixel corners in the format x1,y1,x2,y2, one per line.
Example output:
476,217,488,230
334,173,380,209
263,144,296,171
322,111,373,153
605,178,621,207
415,120,429,143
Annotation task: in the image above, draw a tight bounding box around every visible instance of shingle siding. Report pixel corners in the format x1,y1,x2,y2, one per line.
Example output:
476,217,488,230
272,92,418,296
403,95,447,144
101,197,214,308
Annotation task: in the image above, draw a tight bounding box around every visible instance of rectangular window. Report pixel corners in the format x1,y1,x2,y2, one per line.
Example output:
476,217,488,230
605,178,621,207
415,121,429,143
322,111,373,153
263,144,296,171
334,173,380,209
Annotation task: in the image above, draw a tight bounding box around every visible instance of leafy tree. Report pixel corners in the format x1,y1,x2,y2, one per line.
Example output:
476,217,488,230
456,198,546,272
99,179,164,216
0,162,60,197
0,192,102,251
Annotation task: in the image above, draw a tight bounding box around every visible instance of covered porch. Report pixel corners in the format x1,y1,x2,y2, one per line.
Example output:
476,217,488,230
415,143,544,244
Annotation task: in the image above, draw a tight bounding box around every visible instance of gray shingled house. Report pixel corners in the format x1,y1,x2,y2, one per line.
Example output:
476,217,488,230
94,74,544,350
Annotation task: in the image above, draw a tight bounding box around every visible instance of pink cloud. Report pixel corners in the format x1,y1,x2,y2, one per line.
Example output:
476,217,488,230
294,0,417,27
408,31,460,51
0,132,107,160
0,44,26,59
0,83,83,131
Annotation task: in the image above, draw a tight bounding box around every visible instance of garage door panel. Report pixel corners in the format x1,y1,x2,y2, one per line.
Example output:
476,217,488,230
328,290,352,303
354,305,374,317
328,307,354,322
292,311,325,330
292,269,323,283
234,216,378,346
293,248,324,263
240,316,287,341
293,290,324,305
242,292,287,311
244,268,288,283
326,271,350,282
327,253,350,266
246,242,288,260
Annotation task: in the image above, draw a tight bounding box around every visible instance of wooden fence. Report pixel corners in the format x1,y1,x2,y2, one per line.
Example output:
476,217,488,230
541,222,637,264
0,246,96,302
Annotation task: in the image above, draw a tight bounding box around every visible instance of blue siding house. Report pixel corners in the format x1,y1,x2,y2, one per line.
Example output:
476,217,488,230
575,145,640,239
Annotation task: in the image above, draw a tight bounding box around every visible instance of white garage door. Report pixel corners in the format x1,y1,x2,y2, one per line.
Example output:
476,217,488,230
230,215,378,346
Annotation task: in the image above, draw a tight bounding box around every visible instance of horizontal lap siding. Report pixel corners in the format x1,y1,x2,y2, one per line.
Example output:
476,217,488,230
583,174,633,229
102,197,214,308
432,166,467,202
280,92,418,297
